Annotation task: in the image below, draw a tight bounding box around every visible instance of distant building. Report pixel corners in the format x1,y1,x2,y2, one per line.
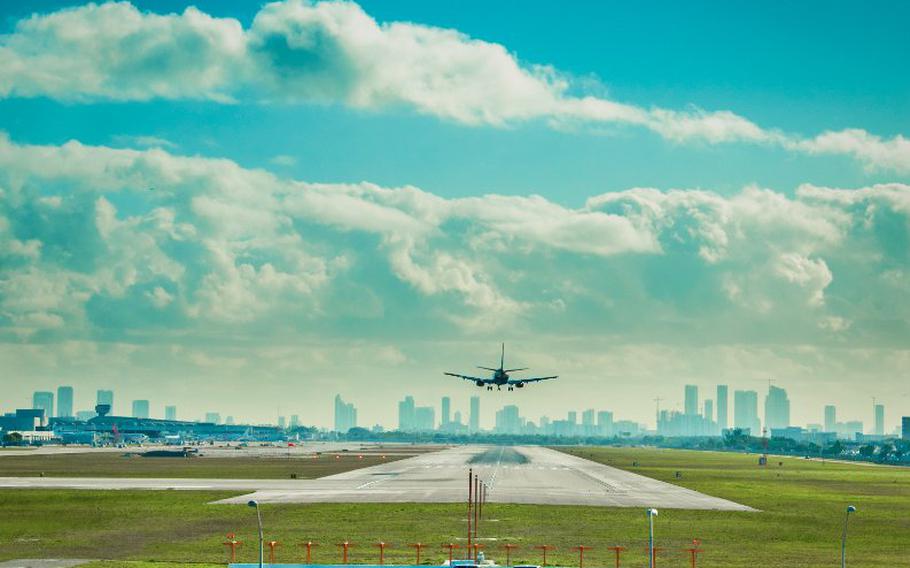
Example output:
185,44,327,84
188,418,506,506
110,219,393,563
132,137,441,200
278,416,286,429
581,409,595,435
0,408,46,431
704,399,714,423
289,414,300,428
596,410,614,437
57,386,74,418
32,391,54,419
453,410,463,425
684,385,698,416
764,385,790,430
716,385,729,430
567,411,577,424
97,390,114,414
824,405,837,433
902,417,910,440
494,405,521,434
398,396,416,431
75,410,95,421
733,390,760,434
469,396,480,433
874,404,884,437
842,420,863,440
414,406,435,431
225,416,235,425
441,397,451,427
165,406,177,421
205,412,221,424
132,400,150,419
334,395,357,433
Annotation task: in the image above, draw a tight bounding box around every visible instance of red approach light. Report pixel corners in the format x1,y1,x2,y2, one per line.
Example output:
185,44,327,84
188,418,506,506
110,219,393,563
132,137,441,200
358,454,363,459
335,455,341,460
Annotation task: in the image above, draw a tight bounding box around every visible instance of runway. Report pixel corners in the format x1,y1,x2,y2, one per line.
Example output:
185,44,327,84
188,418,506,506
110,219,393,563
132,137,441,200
0,445,754,511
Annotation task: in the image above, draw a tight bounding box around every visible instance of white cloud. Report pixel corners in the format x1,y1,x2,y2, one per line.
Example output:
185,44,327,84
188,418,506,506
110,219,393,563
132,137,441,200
0,2,907,171
0,135,908,343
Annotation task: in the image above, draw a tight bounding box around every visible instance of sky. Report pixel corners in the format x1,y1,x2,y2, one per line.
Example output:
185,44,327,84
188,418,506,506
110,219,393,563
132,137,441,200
1,1,908,431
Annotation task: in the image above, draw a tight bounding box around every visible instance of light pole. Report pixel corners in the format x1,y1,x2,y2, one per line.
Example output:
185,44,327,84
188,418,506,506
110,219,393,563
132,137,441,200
248,500,263,568
841,505,856,568
647,508,659,568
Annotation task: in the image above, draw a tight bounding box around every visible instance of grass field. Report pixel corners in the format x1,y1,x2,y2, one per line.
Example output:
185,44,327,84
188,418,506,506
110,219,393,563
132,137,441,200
0,446,907,568
0,452,403,479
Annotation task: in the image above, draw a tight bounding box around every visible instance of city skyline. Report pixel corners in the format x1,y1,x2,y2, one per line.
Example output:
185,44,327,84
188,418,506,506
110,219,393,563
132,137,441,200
11,380,902,437
1,1,908,428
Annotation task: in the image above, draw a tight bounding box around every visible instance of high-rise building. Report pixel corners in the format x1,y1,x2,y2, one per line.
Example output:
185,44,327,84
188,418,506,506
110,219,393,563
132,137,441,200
225,416,235,425
334,395,357,433
764,385,790,430
32,391,54,419
567,411,577,424
684,385,699,416
56,386,73,418
165,405,177,421
874,404,885,437
824,405,837,433
132,399,150,419
733,390,760,434
716,385,729,430
470,396,480,433
495,405,521,434
441,397,451,427
581,409,595,425
415,406,435,431
205,412,221,424
704,399,714,423
902,416,910,440
399,396,416,431
278,416,287,429
96,389,114,412
290,415,300,428
597,411,614,437
453,410,463,425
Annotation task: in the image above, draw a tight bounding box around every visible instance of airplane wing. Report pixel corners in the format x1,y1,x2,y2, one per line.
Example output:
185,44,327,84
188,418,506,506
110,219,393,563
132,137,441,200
507,375,558,384
444,372,493,384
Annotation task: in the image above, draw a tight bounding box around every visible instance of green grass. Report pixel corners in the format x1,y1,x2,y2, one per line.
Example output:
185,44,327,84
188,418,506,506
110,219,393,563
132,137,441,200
0,452,402,479
0,447,907,567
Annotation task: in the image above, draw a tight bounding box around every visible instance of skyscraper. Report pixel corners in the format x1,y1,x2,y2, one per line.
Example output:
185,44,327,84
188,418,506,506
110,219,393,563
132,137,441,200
716,385,729,430
902,416,910,440
399,395,416,431
334,394,357,433
132,399,150,419
704,399,714,423
874,404,884,436
764,385,790,430
733,390,760,434
596,410,614,437
469,396,480,433
165,405,177,421
824,405,837,433
441,396,451,426
684,385,699,416
57,386,73,418
33,391,54,419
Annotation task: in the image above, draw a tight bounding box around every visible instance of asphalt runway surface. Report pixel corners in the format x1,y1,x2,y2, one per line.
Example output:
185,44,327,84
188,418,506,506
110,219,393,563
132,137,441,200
0,445,754,511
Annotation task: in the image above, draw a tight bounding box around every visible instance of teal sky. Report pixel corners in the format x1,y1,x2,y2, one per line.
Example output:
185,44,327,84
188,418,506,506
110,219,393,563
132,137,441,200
1,1,908,431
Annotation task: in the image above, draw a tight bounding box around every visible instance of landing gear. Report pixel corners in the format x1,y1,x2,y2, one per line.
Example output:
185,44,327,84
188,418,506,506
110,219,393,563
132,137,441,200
497,386,501,391
487,386,493,391
508,387,514,391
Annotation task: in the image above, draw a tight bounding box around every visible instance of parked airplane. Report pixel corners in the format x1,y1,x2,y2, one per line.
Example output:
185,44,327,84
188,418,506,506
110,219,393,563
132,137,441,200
444,344,558,391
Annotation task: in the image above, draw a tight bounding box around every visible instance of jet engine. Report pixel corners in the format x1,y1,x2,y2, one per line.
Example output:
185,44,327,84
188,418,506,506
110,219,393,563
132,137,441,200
515,382,525,388
476,380,485,387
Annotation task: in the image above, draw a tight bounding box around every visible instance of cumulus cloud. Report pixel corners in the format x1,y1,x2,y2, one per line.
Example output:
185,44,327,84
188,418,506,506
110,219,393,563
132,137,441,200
0,135,908,346
0,1,907,172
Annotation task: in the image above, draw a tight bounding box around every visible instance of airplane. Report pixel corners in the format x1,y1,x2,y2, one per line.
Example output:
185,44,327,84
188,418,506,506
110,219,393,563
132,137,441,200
444,343,558,391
